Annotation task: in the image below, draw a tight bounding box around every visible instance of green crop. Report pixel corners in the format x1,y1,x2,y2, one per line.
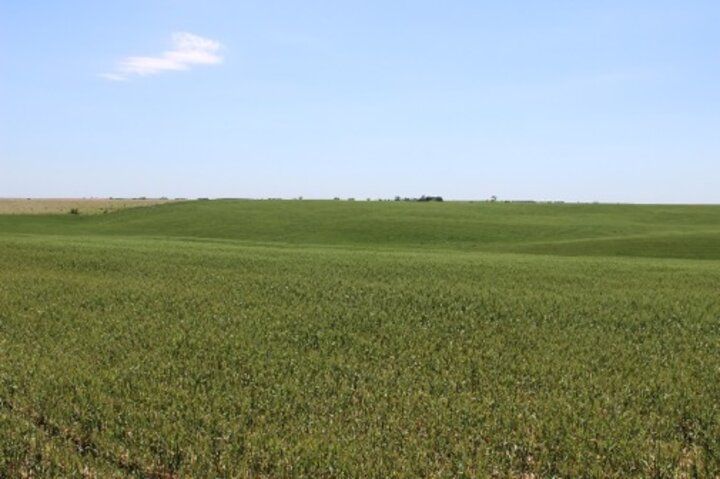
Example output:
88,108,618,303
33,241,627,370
1,201,719,477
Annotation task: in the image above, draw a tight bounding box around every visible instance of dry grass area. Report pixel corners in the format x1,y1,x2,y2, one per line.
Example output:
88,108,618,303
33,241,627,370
0,198,177,215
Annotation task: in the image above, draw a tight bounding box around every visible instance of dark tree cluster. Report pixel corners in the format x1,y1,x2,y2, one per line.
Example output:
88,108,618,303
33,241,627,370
394,195,444,202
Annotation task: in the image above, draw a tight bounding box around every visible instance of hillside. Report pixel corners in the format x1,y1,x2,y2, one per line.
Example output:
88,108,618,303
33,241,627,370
1,200,720,476
1,200,719,259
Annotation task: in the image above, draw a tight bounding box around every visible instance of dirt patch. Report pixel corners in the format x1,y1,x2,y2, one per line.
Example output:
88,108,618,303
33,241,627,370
0,198,177,215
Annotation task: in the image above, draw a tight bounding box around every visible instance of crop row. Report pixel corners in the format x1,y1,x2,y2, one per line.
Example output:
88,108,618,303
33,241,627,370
0,235,718,477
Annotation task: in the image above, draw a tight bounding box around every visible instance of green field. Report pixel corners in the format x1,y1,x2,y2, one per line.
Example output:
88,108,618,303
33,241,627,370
1,200,719,477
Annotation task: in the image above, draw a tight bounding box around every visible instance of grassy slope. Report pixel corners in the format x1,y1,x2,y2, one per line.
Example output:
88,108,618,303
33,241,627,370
1,201,719,477
1,200,719,259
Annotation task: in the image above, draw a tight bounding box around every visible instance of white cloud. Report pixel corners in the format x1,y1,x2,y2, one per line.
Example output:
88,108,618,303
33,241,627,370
101,32,223,81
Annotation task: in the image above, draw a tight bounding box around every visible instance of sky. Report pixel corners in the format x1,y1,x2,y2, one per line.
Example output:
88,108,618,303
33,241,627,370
1,1,719,202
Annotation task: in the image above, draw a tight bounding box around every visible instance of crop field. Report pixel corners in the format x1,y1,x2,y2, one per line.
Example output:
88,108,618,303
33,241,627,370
1,200,719,477
0,198,175,216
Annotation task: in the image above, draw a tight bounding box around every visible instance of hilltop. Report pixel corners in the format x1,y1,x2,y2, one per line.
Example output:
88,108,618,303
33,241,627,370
1,199,718,260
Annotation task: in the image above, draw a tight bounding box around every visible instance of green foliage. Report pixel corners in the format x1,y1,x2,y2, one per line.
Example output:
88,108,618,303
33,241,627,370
1,199,719,259
0,201,719,476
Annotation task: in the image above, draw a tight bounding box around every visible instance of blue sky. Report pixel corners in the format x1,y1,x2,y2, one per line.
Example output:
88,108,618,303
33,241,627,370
1,1,718,202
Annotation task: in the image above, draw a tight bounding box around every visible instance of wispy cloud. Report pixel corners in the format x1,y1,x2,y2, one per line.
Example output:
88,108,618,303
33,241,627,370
101,32,223,81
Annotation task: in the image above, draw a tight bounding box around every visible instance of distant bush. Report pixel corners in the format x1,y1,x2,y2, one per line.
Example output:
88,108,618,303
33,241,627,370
69,208,79,215
395,195,444,202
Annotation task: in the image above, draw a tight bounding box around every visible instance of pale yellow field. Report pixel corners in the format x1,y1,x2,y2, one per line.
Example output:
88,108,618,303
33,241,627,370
0,198,177,215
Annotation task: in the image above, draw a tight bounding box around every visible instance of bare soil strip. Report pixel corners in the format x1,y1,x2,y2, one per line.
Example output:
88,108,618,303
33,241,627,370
0,198,177,215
